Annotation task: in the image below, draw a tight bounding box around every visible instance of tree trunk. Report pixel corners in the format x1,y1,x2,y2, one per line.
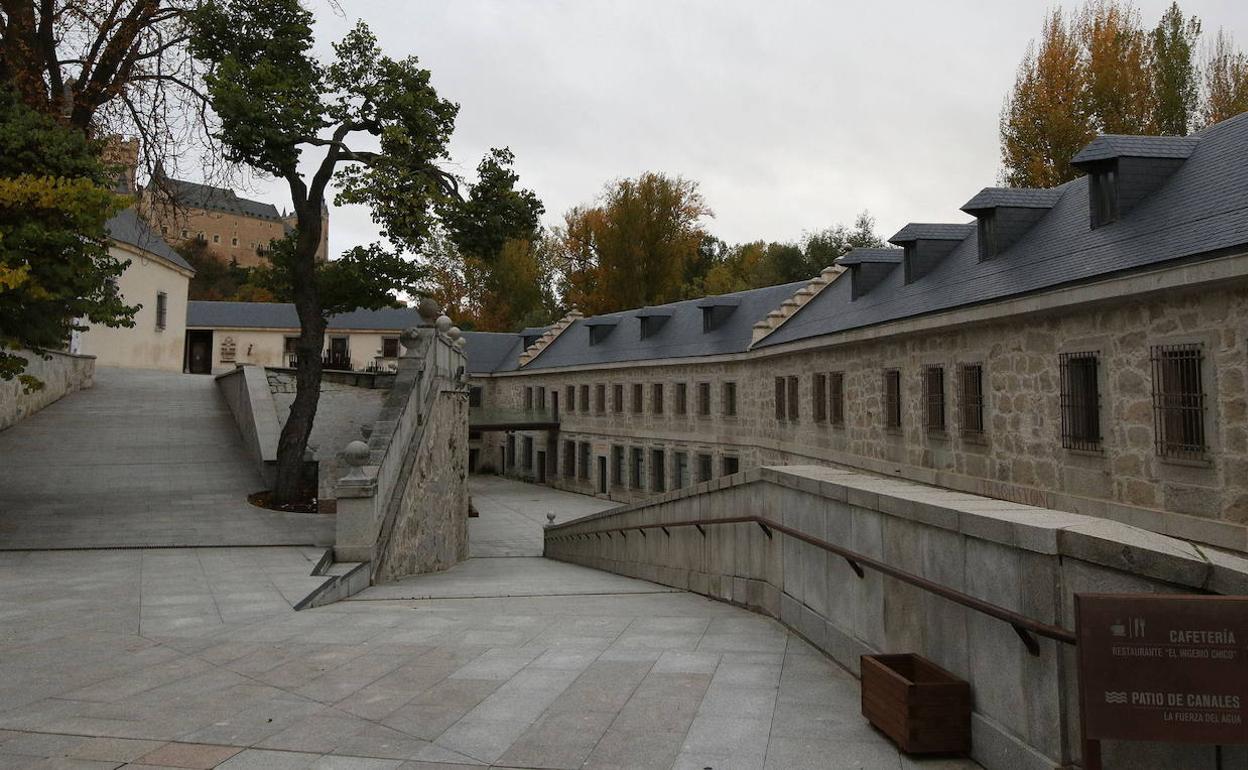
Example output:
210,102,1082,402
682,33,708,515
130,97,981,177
272,193,327,504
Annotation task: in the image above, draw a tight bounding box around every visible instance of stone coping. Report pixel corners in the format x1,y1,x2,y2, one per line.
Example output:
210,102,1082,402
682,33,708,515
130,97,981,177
545,464,1248,595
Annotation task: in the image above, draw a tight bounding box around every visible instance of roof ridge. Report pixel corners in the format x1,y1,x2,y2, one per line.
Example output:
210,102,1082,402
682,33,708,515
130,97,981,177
518,309,584,367
749,265,846,347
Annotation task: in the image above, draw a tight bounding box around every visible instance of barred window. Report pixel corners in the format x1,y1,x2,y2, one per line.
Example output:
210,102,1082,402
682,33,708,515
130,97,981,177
565,385,575,412
536,387,546,410
676,383,688,415
611,445,624,486
382,337,400,358
813,373,828,422
652,383,664,415
613,383,624,413
524,387,533,411
1059,352,1101,450
829,371,845,427
155,291,168,331
722,382,737,416
469,386,482,408
630,447,643,488
563,440,575,477
1151,343,1207,460
774,377,786,420
632,383,644,413
580,385,590,412
883,369,901,429
697,382,712,416
595,383,606,414
650,449,666,492
959,364,984,436
787,375,799,421
578,441,591,480
924,366,945,431
697,453,714,482
722,456,740,476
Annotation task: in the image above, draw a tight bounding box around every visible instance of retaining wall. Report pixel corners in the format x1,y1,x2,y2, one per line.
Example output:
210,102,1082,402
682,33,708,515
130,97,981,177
544,464,1248,770
0,350,95,431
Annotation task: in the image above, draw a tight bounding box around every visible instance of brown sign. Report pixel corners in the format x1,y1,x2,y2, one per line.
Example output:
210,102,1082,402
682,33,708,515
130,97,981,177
1077,593,1248,745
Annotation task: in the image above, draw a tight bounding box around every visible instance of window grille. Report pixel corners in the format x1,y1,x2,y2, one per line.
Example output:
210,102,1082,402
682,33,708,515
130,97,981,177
697,382,711,416
595,384,605,414
959,364,984,436
563,440,575,477
630,447,643,488
652,383,664,415
1059,352,1101,450
650,449,666,492
578,442,591,480
565,385,575,412
924,366,945,431
524,387,533,411
787,376,799,421
774,377,786,421
155,291,168,330
884,369,901,429
813,373,827,422
611,445,624,486
722,382,737,416
632,383,644,413
1150,343,1207,460
676,383,688,415
829,371,845,427
580,384,589,412
722,456,740,476
697,453,713,482
613,383,624,413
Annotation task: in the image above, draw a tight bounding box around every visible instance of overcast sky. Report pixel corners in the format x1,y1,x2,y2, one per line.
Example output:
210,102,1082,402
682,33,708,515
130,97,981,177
226,0,1248,257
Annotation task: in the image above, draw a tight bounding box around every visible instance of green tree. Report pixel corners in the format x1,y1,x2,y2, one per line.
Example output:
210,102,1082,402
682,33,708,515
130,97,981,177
1150,2,1201,135
191,3,457,503
0,88,135,387
1202,29,1248,126
1080,0,1153,134
802,212,885,269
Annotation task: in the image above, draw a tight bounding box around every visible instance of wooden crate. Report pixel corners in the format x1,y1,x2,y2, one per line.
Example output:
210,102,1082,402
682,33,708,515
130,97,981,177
861,653,971,755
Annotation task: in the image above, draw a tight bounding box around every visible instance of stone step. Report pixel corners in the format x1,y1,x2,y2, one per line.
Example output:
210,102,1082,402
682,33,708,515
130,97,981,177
293,549,371,609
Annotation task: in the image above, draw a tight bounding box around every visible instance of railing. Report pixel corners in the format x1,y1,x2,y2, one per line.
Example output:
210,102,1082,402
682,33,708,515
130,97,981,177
288,351,354,371
546,513,1078,655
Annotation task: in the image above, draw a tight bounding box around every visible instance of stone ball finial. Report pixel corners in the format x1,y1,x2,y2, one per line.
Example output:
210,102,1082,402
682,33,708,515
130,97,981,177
546,513,556,524
448,326,462,341
435,314,452,333
454,336,467,350
417,296,441,323
344,440,370,467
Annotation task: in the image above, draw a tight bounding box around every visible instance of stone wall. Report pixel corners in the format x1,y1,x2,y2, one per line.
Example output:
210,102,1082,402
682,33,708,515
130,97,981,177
545,465,1248,770
215,365,280,483
482,270,1248,551
0,350,95,431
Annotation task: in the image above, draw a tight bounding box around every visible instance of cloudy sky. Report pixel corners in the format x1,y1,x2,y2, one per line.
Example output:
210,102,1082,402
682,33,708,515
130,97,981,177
227,0,1247,256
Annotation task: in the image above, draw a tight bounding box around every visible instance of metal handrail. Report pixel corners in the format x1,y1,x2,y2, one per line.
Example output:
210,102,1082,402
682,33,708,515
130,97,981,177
546,514,1078,655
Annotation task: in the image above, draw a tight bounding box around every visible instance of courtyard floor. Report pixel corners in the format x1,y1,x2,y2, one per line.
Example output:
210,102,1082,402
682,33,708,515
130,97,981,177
0,380,980,769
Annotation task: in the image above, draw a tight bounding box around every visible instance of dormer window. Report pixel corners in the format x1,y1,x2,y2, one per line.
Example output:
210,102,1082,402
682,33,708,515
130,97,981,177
589,326,611,345
637,309,672,340
696,297,740,333
1088,161,1119,228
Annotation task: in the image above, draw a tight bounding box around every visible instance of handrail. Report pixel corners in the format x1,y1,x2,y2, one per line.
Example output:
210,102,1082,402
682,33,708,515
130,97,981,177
546,514,1077,655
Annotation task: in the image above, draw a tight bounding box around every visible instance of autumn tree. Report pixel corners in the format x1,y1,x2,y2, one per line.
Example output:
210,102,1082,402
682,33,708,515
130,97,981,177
190,3,460,503
1150,2,1202,135
1000,8,1092,187
0,87,134,385
1202,29,1248,126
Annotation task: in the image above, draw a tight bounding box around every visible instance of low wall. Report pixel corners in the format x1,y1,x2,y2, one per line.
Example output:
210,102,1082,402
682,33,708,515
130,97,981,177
544,465,1248,770
335,328,469,579
0,350,95,431
215,365,280,485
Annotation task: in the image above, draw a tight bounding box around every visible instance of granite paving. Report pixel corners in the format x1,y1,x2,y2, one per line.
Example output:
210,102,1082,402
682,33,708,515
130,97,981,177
0,367,334,549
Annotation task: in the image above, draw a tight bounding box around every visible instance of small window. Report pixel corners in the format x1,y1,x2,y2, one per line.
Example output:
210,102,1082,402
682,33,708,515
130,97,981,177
382,337,400,358
469,386,483,408
829,371,845,427
787,376,799,422
924,366,945,432
155,291,168,331
697,453,714,483
632,383,644,413
595,383,606,414
524,387,534,411
813,373,827,422
160,225,169,235
630,447,644,488
722,456,740,476
565,385,575,412
722,382,737,417
180,228,188,238
212,234,220,244
613,383,624,413
697,382,711,416
1059,352,1101,450
652,383,664,415
775,377,786,421
959,364,984,436
1150,343,1207,461
580,384,589,412
1089,161,1119,228
650,449,666,492
231,237,239,246
675,383,688,415
611,445,624,487
883,369,901,429
578,442,590,480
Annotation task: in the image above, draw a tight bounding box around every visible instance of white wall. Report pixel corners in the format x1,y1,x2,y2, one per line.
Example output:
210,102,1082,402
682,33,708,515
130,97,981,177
77,243,191,372
200,327,401,374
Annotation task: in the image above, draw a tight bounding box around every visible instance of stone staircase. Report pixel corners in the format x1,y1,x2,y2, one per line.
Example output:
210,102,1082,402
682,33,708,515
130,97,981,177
518,309,583,366
749,265,845,347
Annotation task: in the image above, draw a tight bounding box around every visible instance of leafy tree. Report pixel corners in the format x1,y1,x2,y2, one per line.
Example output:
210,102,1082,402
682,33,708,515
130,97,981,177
1080,0,1153,134
550,205,603,314
1000,8,1093,187
178,240,275,301
191,3,456,503
1202,29,1248,126
0,88,135,386
1150,2,1201,135
440,148,543,266
803,212,885,268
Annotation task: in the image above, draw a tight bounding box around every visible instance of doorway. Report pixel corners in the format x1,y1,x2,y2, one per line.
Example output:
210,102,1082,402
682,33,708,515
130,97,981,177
597,455,607,494
536,451,546,484
185,330,213,374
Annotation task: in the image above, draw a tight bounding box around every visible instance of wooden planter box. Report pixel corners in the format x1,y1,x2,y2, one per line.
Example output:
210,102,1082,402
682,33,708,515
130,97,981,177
861,653,971,755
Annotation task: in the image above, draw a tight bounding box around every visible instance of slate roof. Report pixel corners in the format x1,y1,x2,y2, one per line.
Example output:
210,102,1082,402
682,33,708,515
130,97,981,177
187,301,422,330
107,208,195,273
961,187,1064,212
461,332,525,374
835,248,903,266
156,176,285,221
889,223,975,243
759,112,1248,349
1071,134,1199,165
521,281,805,370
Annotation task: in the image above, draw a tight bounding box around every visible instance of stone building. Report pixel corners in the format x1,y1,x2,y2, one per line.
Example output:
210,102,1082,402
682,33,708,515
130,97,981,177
464,113,1248,554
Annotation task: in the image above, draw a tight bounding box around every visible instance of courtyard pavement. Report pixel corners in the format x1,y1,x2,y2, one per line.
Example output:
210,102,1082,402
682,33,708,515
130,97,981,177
0,405,980,770
0,367,334,549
